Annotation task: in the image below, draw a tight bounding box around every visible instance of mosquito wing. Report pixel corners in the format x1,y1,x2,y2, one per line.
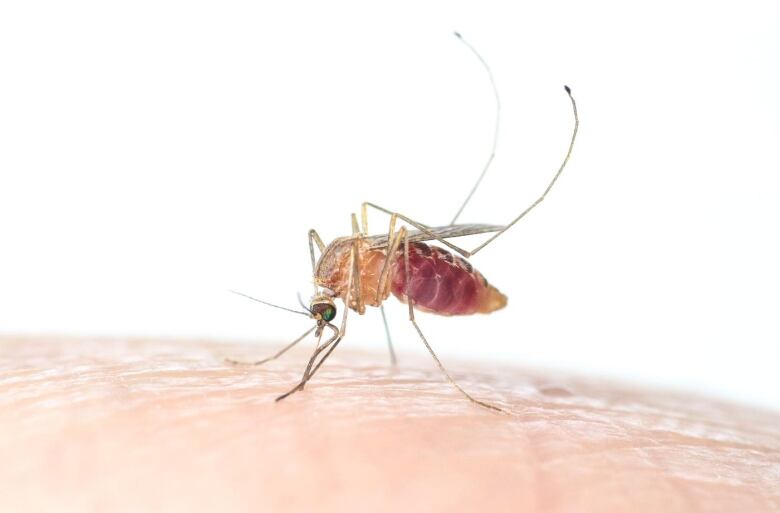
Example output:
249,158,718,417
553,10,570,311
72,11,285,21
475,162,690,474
366,224,504,249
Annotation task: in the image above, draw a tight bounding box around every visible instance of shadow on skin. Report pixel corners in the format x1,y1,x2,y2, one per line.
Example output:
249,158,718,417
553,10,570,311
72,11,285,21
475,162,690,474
1,336,778,513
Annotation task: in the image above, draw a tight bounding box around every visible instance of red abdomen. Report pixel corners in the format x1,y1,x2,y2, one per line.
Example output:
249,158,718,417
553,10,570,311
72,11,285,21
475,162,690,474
390,242,507,316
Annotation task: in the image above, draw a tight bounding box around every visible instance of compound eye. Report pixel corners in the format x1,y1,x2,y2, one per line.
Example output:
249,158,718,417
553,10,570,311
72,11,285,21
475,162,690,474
321,304,336,322
312,302,336,322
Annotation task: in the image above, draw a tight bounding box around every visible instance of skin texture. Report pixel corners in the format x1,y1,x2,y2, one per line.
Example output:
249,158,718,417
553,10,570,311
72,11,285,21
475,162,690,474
1,336,778,513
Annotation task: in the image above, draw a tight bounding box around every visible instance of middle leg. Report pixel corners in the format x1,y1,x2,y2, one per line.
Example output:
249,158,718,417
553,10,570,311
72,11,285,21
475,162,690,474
380,304,397,366
372,213,404,365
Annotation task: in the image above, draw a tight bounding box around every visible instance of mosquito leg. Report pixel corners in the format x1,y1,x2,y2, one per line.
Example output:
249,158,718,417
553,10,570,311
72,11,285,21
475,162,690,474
305,335,344,381
296,297,353,390
372,218,401,366
360,202,369,235
300,330,333,382
374,214,401,304
225,326,316,366
364,202,474,257
400,230,506,414
350,228,365,314
275,331,340,401
308,229,326,295
277,242,356,401
276,307,346,401
360,201,396,236
275,333,344,402
380,304,398,366
362,86,578,259
351,213,361,235
302,275,353,384
294,319,341,393
279,328,335,398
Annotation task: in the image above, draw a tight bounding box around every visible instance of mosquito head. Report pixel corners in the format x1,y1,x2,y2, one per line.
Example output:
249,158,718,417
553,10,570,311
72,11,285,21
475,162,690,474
309,295,337,324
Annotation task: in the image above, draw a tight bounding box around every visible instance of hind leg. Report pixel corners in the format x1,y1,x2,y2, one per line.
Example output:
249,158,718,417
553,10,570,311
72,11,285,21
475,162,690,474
397,227,506,413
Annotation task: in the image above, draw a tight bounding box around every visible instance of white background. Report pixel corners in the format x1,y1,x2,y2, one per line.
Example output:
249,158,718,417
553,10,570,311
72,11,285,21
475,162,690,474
1,1,778,409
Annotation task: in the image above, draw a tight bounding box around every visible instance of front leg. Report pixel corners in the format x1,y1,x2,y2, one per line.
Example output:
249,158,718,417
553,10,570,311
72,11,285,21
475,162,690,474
225,326,315,366
276,240,356,401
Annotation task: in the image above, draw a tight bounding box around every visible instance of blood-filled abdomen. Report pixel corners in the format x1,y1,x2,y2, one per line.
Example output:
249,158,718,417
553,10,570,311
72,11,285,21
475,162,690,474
390,242,507,315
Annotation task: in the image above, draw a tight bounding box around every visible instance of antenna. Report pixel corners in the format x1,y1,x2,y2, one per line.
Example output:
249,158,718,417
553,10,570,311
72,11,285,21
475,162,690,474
229,290,311,317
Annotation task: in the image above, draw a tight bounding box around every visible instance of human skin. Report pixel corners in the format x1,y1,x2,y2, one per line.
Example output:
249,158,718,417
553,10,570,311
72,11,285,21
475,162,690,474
0,336,778,513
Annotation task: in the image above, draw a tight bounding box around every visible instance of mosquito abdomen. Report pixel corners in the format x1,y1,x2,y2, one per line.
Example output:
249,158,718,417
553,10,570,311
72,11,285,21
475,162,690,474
390,242,507,316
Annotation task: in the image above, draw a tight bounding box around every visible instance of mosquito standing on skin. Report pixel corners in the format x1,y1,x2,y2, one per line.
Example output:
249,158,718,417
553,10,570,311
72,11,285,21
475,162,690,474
227,32,579,413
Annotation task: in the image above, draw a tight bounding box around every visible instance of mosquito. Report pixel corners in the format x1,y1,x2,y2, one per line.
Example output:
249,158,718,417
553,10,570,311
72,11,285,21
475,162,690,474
227,32,579,413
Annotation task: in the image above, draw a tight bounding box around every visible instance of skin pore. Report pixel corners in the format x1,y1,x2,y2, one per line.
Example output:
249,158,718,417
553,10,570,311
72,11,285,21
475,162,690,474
1,336,778,513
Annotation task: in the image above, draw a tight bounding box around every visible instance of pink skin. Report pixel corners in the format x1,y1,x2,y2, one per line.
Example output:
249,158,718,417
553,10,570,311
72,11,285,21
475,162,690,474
1,336,778,513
